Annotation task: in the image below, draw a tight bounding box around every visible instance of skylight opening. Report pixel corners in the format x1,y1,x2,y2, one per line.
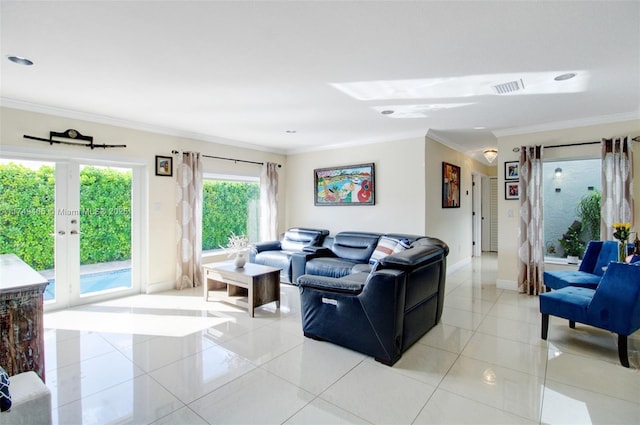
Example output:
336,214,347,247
373,103,474,118
330,71,587,101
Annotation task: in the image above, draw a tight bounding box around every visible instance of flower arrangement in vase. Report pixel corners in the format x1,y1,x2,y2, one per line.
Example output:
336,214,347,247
613,222,631,262
222,233,250,268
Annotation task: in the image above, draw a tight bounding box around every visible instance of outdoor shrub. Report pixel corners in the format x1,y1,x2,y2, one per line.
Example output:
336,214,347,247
0,163,55,270
202,180,259,250
0,163,131,270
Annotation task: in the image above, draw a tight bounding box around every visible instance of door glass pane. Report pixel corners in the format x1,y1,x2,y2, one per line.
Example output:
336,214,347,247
78,165,132,296
0,159,57,300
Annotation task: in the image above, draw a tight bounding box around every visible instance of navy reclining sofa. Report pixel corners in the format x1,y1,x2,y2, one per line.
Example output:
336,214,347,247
293,231,449,365
250,227,329,284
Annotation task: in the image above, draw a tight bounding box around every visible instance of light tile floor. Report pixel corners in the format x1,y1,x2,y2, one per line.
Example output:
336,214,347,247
43,254,640,424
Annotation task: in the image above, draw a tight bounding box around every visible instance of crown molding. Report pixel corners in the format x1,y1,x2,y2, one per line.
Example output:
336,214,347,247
426,129,468,153
285,129,428,155
0,98,287,155
493,111,640,138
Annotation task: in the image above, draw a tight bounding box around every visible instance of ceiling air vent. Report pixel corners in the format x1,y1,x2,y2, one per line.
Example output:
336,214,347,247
492,79,524,94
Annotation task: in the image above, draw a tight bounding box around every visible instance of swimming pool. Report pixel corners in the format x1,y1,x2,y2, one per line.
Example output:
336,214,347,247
45,268,132,301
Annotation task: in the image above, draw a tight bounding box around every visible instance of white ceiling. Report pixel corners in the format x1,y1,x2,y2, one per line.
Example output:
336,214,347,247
1,1,639,163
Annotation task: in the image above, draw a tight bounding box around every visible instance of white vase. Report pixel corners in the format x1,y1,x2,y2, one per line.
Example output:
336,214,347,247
233,252,246,268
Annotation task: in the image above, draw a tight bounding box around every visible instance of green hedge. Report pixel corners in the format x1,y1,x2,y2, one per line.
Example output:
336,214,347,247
0,164,131,270
0,163,56,270
1,163,258,269
79,166,132,264
202,180,259,250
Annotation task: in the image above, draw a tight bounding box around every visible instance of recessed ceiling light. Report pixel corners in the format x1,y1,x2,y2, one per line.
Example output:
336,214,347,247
473,126,486,130
7,55,34,66
380,110,395,115
554,72,576,81
285,130,297,134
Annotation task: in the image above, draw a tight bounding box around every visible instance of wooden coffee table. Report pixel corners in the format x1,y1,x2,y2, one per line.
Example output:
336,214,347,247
203,262,280,317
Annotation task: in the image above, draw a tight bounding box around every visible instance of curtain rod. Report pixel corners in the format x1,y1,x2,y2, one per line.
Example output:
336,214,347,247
171,150,281,168
512,136,640,152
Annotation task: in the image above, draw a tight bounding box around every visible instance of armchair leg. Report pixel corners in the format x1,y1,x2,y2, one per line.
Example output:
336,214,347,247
569,320,576,329
541,314,549,340
618,334,630,368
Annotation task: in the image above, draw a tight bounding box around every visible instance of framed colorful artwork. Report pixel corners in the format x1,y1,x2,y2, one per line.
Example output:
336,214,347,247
442,162,461,208
155,155,173,176
505,161,519,180
314,163,375,206
505,181,520,200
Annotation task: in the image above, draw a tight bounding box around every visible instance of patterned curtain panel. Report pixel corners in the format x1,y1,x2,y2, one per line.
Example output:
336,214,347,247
518,145,545,295
601,137,634,240
175,151,203,290
260,162,279,241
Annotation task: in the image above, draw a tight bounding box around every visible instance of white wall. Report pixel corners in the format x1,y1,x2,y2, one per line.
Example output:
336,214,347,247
425,137,495,270
496,118,640,290
286,137,427,235
286,136,495,272
0,107,287,292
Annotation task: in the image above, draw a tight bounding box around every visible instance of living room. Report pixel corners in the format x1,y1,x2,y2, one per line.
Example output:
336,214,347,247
1,1,640,424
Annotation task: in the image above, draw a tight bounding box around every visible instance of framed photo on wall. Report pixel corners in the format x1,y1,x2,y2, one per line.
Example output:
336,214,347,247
505,161,519,180
505,181,520,200
442,162,461,208
314,163,375,206
155,155,173,177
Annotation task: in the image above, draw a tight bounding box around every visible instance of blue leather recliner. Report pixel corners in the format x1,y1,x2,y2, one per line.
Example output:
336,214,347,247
297,237,449,365
540,261,640,367
543,240,618,290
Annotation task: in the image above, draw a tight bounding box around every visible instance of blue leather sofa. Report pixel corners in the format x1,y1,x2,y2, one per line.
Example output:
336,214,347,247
250,228,329,283
292,231,429,281
543,240,618,290
297,234,449,365
540,261,640,367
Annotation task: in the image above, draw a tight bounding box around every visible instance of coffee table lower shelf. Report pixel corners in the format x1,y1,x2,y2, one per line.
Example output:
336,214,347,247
203,262,280,317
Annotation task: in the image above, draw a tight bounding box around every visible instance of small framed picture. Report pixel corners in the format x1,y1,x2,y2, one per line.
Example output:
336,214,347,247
155,155,173,177
504,161,519,180
442,162,461,208
505,181,520,200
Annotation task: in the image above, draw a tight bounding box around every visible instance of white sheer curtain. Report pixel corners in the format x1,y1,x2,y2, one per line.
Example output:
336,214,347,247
175,151,203,289
260,162,279,241
601,137,634,240
518,145,545,295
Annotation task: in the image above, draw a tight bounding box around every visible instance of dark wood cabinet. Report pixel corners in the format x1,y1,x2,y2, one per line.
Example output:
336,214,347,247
0,254,48,381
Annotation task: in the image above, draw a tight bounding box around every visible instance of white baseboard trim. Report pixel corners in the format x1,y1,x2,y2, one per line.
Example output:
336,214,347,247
497,279,518,291
447,257,472,275
146,281,174,294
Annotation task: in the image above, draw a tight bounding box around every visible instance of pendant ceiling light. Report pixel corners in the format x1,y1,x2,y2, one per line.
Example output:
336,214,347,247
483,148,498,163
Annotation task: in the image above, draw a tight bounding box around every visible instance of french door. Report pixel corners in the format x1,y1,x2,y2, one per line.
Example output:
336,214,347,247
0,155,142,310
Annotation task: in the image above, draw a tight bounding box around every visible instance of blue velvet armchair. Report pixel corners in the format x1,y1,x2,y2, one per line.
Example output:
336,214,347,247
543,240,618,290
540,261,640,367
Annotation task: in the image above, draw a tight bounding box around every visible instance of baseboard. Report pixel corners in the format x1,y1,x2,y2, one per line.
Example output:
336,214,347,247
146,280,174,294
497,279,518,291
447,257,472,275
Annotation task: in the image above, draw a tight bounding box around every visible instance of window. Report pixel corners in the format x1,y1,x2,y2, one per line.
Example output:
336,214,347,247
202,175,260,251
543,159,601,259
